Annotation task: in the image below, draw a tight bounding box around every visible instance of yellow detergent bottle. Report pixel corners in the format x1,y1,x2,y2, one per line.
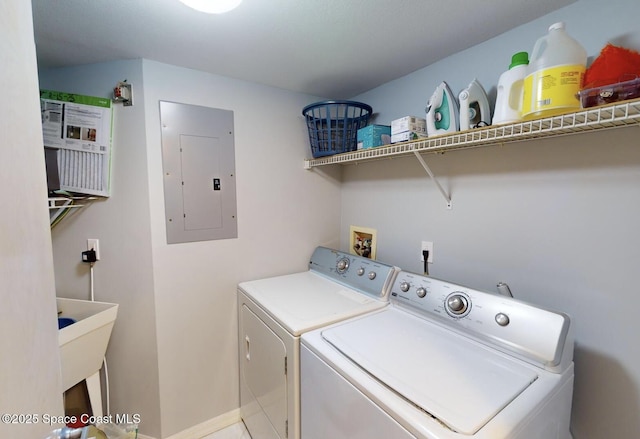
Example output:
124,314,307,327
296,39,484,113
522,22,587,120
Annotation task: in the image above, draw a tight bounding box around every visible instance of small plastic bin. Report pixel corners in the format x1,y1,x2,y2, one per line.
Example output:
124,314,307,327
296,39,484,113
579,76,640,108
302,100,372,158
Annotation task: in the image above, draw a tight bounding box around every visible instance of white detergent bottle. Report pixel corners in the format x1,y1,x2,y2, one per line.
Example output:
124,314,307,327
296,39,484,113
522,22,587,120
493,51,529,125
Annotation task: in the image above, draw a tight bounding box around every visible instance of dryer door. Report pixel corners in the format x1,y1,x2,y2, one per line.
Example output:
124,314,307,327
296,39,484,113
241,304,288,438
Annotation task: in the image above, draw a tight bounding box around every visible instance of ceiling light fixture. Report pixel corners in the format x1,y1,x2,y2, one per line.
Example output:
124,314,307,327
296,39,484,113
178,0,242,14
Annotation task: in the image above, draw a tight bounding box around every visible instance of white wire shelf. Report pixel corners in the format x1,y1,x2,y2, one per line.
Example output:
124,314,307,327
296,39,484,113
303,99,640,169
49,195,97,227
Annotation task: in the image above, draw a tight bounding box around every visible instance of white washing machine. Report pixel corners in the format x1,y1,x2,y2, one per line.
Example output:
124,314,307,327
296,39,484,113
237,246,399,439
301,270,575,439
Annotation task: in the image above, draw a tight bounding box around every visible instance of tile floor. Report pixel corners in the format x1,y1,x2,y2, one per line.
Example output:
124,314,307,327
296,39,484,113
201,421,251,439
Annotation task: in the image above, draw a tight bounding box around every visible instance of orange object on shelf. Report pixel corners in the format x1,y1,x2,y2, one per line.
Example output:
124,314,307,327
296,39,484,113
584,43,640,88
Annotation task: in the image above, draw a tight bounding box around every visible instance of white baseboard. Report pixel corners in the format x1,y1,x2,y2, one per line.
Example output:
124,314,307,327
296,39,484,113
152,409,241,439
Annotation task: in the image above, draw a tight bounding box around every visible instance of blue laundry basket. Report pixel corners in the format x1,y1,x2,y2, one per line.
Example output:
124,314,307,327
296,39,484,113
302,101,372,158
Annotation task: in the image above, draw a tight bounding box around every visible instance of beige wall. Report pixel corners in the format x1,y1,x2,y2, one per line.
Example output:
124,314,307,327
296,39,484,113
0,1,64,438
142,60,342,437
40,58,341,437
43,60,163,438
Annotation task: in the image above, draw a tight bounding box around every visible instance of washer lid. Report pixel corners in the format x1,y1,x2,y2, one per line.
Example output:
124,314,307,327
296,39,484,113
321,308,539,435
239,272,385,336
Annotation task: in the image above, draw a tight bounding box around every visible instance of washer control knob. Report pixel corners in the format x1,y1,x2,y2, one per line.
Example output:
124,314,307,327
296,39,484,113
495,313,510,326
357,267,365,276
400,281,410,292
336,257,349,273
416,287,427,298
447,294,468,315
368,271,377,280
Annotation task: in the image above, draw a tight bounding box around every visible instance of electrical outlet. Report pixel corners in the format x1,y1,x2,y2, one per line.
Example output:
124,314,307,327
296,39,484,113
421,241,433,263
87,239,100,260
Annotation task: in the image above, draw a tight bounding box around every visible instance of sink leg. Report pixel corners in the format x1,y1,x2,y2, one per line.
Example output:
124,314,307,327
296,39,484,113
86,371,103,417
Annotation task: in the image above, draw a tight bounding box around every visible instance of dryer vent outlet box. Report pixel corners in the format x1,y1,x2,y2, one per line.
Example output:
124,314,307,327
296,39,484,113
160,101,238,244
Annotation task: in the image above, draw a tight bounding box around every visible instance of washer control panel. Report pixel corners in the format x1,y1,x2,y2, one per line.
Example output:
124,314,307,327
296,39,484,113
308,247,399,300
389,271,571,369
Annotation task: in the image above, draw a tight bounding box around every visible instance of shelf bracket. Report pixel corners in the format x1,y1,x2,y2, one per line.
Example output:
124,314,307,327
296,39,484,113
48,195,96,228
413,151,452,209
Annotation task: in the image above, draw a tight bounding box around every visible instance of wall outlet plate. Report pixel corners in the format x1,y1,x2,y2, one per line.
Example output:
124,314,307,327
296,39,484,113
87,238,100,260
421,241,433,263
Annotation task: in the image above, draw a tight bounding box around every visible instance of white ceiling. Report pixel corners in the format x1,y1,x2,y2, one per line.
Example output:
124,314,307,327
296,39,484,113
31,0,574,99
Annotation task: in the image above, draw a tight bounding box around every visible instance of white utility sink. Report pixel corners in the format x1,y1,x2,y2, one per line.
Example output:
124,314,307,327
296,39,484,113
57,298,118,392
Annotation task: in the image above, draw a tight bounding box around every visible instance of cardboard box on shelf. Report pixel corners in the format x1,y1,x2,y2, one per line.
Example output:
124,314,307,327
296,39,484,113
391,130,429,143
357,125,391,149
391,116,426,135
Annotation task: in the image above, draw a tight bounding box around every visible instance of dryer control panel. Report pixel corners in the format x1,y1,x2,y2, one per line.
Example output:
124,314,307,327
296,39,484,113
390,271,573,372
309,247,399,300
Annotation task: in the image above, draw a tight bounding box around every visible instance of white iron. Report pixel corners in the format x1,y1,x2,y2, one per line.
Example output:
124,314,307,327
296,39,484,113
459,79,491,130
426,81,459,136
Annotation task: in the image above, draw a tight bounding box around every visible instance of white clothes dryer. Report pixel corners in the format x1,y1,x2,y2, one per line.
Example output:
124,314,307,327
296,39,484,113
301,270,575,439
237,246,398,439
